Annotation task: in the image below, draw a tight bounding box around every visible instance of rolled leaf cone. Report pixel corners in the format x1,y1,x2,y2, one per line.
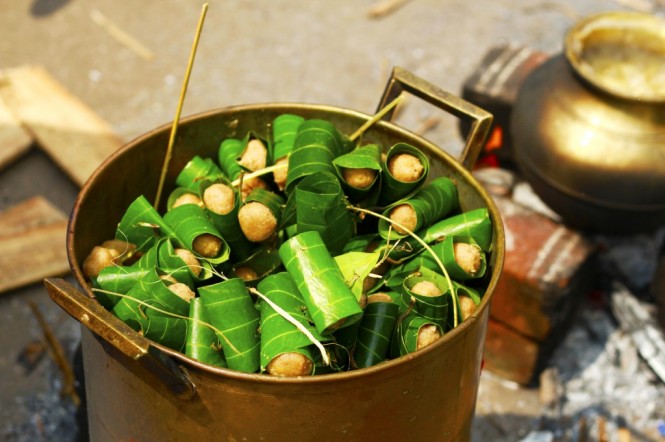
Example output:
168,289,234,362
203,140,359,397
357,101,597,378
257,272,328,373
242,188,285,226
379,177,459,241
391,312,443,358
166,187,201,211
284,119,353,195
272,113,305,161
448,281,481,329
401,267,451,328
331,320,362,367
186,297,226,368
385,207,493,263
281,171,355,256
378,143,429,206
142,315,187,353
163,204,230,265
154,237,214,282
410,235,487,281
111,267,190,331
278,231,363,335
199,178,255,261
115,195,177,253
333,144,382,204
217,136,247,180
175,155,224,191
353,299,400,369
199,278,260,373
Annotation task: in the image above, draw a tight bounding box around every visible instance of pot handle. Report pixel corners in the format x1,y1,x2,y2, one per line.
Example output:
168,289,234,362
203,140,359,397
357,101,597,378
376,66,493,171
44,278,197,400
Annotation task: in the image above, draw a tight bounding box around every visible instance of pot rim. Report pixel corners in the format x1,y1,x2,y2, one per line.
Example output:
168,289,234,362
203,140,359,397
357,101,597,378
68,102,505,384
564,10,665,103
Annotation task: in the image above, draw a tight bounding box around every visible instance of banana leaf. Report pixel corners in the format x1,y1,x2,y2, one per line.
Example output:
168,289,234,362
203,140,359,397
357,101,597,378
185,297,226,368
142,315,187,352
281,171,355,256
111,267,190,331
448,281,482,329
198,278,260,373
378,143,430,206
200,178,255,261
231,246,282,286
334,251,382,301
353,299,400,369
341,233,378,253
407,235,487,281
387,207,493,264
278,231,363,335
151,237,214,282
257,272,328,373
115,195,177,252
175,155,224,191
243,187,285,225
400,267,451,328
272,113,305,161
391,312,443,357
379,177,459,241
217,136,247,180
333,144,382,204
331,320,362,367
163,204,230,265
284,119,353,195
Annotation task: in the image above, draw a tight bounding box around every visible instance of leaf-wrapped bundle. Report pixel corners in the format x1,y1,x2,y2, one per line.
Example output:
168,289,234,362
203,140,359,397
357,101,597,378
391,313,443,357
353,296,400,369
186,298,226,368
175,155,224,191
378,143,429,206
199,278,260,373
333,144,382,204
115,195,177,252
278,231,363,335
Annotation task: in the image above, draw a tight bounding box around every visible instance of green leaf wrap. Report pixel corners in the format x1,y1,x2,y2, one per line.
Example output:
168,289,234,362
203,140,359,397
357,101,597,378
401,267,451,327
257,272,327,374
379,177,459,240
163,204,230,265
217,137,247,180
378,143,430,206
186,297,227,368
333,144,382,203
272,113,305,161
142,315,187,352
115,195,177,252
334,251,381,301
391,313,443,357
199,278,260,373
175,155,224,191
284,119,352,195
282,171,355,256
278,231,363,335
407,235,487,281
353,299,400,369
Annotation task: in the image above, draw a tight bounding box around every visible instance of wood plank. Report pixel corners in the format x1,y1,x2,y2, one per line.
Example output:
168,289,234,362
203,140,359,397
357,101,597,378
0,195,67,236
0,65,124,187
0,94,33,170
0,220,70,294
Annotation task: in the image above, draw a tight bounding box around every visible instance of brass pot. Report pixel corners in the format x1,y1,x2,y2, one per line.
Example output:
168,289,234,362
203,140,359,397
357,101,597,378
45,68,504,441
511,11,665,234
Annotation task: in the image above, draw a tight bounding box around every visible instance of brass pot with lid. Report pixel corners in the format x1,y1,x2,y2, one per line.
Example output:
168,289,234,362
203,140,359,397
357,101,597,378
511,11,665,234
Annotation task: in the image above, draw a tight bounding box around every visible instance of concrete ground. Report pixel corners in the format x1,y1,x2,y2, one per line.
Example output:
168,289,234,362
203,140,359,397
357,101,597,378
0,0,658,441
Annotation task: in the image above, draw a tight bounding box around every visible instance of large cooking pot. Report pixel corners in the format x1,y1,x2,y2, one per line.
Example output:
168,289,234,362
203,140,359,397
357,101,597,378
511,11,665,234
45,67,504,441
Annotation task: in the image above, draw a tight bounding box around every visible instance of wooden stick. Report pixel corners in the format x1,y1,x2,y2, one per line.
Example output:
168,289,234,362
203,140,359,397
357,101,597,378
28,301,80,406
90,9,155,61
349,94,403,142
154,3,209,210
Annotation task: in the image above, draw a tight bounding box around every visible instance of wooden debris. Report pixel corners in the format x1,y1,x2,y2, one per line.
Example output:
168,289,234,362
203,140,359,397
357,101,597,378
28,300,80,407
0,94,32,170
0,65,124,187
0,197,69,294
367,0,413,19
90,9,155,61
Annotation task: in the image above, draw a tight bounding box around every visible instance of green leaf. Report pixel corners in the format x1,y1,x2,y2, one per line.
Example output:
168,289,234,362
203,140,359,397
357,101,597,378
284,119,353,195
333,144,383,204
115,195,177,252
391,312,443,357
379,177,459,240
231,246,282,286
406,235,487,281
334,251,381,301
175,155,224,191
353,299,400,368
185,298,227,368
217,136,247,180
378,143,430,206
278,231,363,335
257,272,327,373
272,113,305,161
163,204,230,265
142,315,187,352
400,266,451,328
281,171,355,256
199,278,260,373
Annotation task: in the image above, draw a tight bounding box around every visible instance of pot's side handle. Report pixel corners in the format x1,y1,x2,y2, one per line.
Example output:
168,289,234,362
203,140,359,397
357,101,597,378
377,66,493,171
44,278,196,400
